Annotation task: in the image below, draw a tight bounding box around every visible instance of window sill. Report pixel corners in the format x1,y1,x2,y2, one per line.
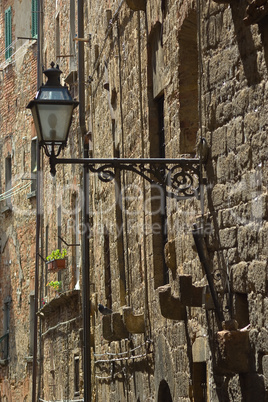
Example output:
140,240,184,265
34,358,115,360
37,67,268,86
27,190,37,199
65,70,78,85
1,205,12,213
25,356,33,363
0,358,9,366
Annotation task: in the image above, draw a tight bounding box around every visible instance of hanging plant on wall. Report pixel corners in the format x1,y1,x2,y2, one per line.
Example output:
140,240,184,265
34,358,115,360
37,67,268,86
46,249,67,272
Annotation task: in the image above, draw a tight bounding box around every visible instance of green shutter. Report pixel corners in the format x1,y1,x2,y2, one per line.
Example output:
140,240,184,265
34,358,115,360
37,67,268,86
32,0,38,38
5,7,12,60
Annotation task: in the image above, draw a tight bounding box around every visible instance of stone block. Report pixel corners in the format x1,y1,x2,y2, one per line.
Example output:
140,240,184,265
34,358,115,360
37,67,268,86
248,260,267,294
237,224,258,261
263,355,268,387
211,126,227,158
123,306,145,333
211,184,227,208
257,328,268,353
222,319,238,331
102,315,114,341
258,222,268,258
179,275,204,307
223,247,239,265
215,329,250,374
230,262,249,293
244,111,260,136
112,312,129,339
102,313,129,341
158,285,186,320
164,239,177,273
126,0,146,11
219,227,237,249
192,337,207,363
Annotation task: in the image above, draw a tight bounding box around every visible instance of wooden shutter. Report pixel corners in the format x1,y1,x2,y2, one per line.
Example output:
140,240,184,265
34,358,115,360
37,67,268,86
5,7,12,60
32,0,38,38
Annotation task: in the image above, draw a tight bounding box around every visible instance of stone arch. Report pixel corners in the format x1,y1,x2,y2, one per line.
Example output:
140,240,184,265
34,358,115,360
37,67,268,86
154,334,175,400
158,379,173,402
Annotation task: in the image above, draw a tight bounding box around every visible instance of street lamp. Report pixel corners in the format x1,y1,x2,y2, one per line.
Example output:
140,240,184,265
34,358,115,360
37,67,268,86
27,62,204,200
27,62,79,176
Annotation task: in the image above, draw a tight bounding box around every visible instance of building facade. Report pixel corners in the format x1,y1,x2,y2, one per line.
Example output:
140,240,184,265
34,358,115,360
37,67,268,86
0,0,267,401
0,0,38,400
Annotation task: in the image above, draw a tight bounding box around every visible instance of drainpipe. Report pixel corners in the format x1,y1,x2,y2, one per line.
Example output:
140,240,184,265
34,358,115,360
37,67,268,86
32,0,42,400
77,1,91,401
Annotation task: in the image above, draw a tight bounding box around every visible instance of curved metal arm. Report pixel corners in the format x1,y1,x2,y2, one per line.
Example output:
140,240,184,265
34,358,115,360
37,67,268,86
49,156,201,200
87,158,200,199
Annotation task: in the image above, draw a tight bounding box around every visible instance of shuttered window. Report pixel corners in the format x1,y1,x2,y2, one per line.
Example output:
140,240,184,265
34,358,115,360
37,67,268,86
5,7,12,60
32,0,38,38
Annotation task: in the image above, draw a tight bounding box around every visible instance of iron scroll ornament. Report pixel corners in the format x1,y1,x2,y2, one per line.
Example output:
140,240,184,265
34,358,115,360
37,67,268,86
51,156,201,200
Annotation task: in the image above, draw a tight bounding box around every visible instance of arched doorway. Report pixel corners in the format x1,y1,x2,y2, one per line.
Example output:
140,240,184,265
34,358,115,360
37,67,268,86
158,380,173,402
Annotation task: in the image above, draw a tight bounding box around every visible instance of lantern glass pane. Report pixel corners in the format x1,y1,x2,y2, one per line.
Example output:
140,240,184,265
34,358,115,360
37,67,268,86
30,104,42,142
37,103,74,143
39,87,73,101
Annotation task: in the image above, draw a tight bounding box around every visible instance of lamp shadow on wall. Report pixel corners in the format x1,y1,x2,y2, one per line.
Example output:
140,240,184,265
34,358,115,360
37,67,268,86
259,16,268,72
231,2,261,86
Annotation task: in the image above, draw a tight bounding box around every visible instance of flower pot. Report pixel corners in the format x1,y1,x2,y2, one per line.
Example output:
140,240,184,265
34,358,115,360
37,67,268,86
46,258,67,272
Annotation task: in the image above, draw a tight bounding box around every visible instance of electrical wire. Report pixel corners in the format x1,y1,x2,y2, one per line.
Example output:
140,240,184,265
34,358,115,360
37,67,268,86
94,340,151,357
0,182,23,198
0,39,16,58
0,182,31,201
0,38,36,70
95,351,153,364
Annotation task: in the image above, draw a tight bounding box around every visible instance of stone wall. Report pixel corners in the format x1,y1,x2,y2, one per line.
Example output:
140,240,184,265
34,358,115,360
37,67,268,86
86,0,267,400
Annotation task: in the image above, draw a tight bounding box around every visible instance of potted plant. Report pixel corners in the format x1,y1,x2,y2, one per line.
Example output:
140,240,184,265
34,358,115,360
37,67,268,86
47,280,62,293
46,248,67,272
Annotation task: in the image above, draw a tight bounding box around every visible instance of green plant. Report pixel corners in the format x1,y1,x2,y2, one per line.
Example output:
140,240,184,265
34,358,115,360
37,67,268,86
46,248,67,262
46,280,62,291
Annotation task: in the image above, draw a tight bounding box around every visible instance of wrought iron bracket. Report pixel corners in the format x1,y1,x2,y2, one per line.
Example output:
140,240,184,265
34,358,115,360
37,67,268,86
58,236,80,247
49,154,202,200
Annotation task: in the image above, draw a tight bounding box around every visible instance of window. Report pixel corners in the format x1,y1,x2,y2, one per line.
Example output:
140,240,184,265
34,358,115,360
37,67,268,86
2,296,11,360
69,0,76,72
29,294,35,356
71,193,80,290
74,195,80,289
5,156,12,208
148,23,169,288
31,0,38,38
104,227,112,310
74,355,80,396
57,206,62,281
178,11,198,154
156,95,168,285
5,7,12,60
